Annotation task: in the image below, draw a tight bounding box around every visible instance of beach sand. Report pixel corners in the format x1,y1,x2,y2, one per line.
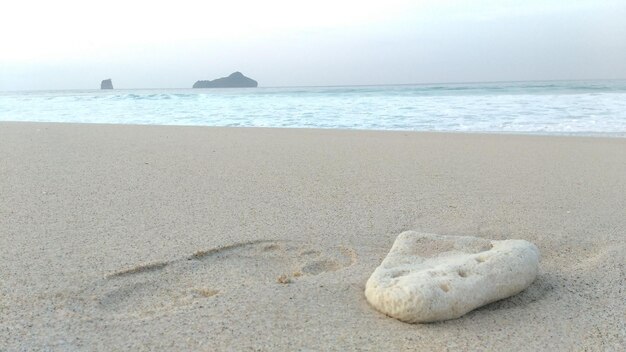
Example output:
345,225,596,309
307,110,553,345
1,122,624,351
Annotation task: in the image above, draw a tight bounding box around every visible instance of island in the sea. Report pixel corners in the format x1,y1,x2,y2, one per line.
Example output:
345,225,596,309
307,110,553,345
101,79,113,90
193,72,258,88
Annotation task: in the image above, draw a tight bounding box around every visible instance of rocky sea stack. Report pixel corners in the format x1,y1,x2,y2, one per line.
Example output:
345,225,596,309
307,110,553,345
100,79,113,90
193,72,258,88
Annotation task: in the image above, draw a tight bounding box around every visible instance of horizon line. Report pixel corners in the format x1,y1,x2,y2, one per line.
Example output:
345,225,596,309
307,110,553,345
2,77,626,93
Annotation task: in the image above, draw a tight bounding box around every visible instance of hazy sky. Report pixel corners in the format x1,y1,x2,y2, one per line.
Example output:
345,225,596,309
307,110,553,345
1,0,625,90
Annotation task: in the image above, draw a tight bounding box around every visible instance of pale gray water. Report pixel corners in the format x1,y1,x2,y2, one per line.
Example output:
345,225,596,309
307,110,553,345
1,80,625,136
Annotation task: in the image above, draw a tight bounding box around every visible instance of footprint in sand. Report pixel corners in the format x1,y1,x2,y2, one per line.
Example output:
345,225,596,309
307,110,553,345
80,240,356,316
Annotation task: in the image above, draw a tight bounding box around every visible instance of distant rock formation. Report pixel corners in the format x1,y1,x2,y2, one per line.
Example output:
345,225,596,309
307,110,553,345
193,72,258,88
101,79,113,90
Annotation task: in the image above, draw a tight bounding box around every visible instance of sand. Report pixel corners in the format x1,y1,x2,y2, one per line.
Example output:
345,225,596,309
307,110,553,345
0,122,624,351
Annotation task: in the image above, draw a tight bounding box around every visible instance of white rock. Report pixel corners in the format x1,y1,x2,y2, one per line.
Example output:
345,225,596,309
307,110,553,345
365,231,540,323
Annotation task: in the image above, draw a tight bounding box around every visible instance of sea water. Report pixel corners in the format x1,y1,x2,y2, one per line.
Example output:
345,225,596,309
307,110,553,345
1,80,625,136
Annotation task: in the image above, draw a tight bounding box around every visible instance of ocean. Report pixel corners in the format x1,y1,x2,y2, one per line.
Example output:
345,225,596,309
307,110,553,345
1,80,625,136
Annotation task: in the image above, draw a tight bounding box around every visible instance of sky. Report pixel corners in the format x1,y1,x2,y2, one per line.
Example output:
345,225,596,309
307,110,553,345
1,0,625,90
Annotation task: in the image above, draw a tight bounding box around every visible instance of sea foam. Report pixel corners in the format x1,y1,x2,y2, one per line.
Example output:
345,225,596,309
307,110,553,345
1,80,625,136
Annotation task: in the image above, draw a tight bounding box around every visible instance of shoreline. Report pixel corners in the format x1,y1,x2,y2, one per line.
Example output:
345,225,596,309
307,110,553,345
2,120,625,139
1,121,624,350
